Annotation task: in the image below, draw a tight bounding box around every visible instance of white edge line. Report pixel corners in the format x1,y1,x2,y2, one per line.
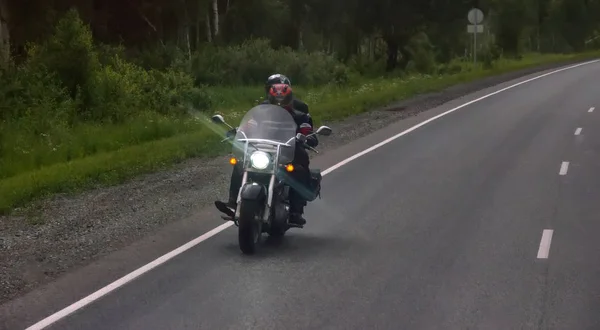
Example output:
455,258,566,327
323,60,597,174
25,222,235,330
559,161,569,175
537,229,554,259
25,59,600,330
574,127,582,135
589,107,595,112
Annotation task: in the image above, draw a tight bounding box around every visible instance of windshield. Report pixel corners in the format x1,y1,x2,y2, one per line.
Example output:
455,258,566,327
233,104,297,165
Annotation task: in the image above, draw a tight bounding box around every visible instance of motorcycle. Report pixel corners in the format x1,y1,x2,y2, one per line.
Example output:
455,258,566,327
211,104,332,254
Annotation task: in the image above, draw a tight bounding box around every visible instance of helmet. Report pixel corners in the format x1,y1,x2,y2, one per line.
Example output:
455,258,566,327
265,74,291,93
267,83,293,109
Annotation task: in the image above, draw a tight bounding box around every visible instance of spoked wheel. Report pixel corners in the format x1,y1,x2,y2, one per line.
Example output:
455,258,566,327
238,201,262,254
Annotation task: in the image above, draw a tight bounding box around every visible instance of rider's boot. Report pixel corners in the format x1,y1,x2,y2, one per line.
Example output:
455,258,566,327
288,182,308,225
289,213,307,226
215,197,237,218
289,199,307,226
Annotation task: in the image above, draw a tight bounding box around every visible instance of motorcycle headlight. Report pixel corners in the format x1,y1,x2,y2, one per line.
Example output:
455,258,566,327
250,151,270,170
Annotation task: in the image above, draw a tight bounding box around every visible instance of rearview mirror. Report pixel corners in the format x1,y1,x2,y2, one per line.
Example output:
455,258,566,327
316,126,332,136
211,114,225,124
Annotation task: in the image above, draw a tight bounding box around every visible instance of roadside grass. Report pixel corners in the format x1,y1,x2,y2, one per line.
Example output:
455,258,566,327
1,51,599,214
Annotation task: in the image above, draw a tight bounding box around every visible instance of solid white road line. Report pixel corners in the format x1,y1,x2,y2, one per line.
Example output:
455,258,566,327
589,107,595,112
537,229,554,259
559,161,570,175
574,127,582,135
25,59,600,330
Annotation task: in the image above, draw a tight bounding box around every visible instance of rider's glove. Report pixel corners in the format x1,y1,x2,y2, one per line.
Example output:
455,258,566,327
226,128,237,138
295,133,307,143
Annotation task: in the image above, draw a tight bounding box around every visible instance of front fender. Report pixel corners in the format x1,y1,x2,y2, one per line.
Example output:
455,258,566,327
240,183,267,202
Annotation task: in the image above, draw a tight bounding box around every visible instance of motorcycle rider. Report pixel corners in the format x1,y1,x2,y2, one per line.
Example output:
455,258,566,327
215,83,317,226
262,74,309,115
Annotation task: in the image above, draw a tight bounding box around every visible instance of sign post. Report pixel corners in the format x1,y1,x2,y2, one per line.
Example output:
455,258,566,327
467,8,484,64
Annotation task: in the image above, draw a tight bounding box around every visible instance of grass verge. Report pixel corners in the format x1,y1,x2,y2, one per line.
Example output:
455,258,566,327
1,51,599,214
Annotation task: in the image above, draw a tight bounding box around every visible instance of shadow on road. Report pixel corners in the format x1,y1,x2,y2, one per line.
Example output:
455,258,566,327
221,230,365,259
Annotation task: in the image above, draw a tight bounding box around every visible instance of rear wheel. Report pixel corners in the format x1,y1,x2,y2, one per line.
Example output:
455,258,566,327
268,225,286,237
238,200,262,254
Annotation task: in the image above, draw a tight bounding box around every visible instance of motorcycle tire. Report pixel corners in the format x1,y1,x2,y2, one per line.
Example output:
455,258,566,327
238,200,262,254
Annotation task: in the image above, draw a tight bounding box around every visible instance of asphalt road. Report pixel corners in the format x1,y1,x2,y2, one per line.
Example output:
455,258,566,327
20,60,600,329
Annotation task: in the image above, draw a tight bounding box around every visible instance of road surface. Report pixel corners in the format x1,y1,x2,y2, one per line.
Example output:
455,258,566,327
20,60,600,329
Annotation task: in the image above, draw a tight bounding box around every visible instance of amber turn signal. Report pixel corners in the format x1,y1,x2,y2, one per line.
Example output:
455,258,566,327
229,157,237,165
285,164,294,172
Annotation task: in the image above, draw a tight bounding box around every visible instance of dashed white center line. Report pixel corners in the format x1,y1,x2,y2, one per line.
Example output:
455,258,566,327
537,229,554,259
589,107,595,112
574,127,582,135
559,161,569,175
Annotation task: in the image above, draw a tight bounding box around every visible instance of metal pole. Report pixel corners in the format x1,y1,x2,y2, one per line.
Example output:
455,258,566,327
474,19,477,64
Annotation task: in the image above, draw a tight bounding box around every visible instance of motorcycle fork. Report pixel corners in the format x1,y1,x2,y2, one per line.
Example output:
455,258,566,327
263,174,275,222
235,171,248,218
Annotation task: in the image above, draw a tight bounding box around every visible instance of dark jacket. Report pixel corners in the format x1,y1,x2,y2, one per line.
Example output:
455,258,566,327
290,109,318,148
259,99,318,148
292,97,309,114
261,97,309,114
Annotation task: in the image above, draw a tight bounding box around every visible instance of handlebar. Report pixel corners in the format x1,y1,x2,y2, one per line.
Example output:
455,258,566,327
301,141,319,153
222,128,319,153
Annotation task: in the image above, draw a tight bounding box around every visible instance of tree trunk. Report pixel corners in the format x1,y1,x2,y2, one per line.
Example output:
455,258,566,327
0,0,10,67
385,39,398,71
211,0,219,38
196,15,200,48
206,12,212,42
181,0,191,59
395,33,413,70
196,0,202,48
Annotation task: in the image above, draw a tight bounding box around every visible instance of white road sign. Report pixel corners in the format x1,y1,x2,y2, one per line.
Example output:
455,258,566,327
468,8,484,24
467,25,484,33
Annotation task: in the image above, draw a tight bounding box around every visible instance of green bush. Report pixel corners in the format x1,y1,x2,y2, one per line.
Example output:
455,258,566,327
437,61,464,75
145,68,212,113
480,43,503,69
347,54,387,77
0,65,75,124
85,56,210,122
25,9,100,100
0,66,77,178
190,38,352,86
405,32,437,74
0,9,210,178
85,56,146,122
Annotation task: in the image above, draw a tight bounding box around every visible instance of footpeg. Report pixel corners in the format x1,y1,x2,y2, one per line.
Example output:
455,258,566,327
215,201,236,218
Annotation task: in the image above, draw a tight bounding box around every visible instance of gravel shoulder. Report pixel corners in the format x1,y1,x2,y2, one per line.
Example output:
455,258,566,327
0,59,588,306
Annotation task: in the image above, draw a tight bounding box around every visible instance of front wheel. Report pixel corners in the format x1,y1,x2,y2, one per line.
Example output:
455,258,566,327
238,200,262,254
